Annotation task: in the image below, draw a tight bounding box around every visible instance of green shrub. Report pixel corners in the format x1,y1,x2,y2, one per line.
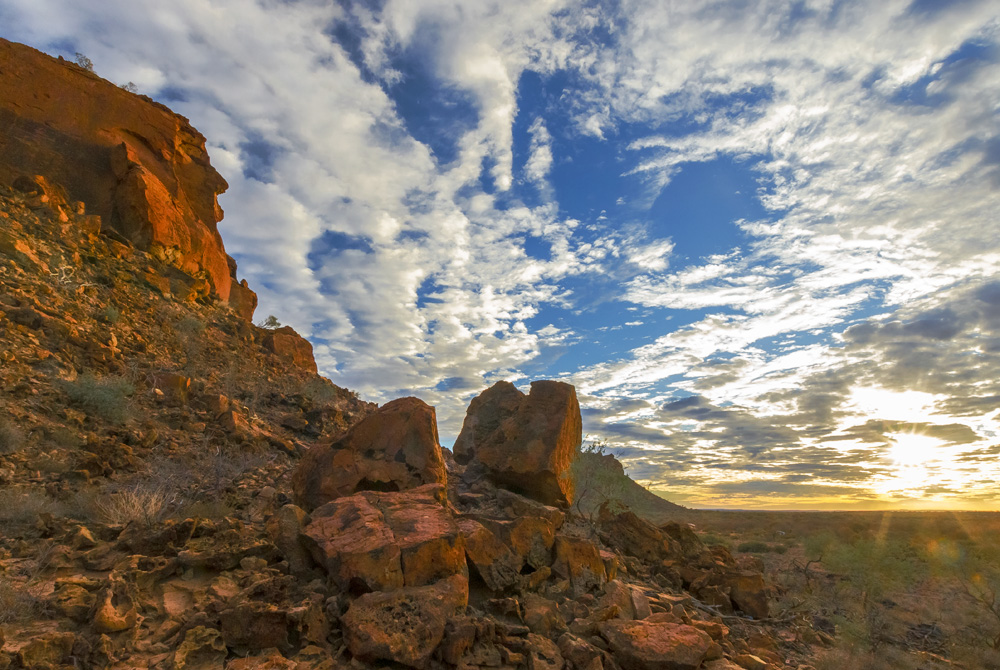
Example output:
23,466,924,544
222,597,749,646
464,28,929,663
737,540,771,553
97,304,120,324
62,372,134,424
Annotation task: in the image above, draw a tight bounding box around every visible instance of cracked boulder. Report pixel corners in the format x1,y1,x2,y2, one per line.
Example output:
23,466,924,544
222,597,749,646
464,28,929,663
454,380,581,507
302,484,466,594
293,396,447,510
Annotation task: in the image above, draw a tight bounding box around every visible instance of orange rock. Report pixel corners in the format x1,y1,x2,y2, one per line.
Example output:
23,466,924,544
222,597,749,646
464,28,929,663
0,38,234,302
261,325,317,373
229,279,258,321
597,502,675,563
302,493,403,594
302,485,465,593
723,571,769,620
476,514,557,571
377,488,467,588
454,380,581,507
598,620,713,670
457,518,521,591
552,536,607,597
341,574,468,668
293,397,446,509
151,372,191,405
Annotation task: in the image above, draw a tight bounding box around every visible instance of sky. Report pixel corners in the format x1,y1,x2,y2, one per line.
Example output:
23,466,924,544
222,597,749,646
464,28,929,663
2,0,999,510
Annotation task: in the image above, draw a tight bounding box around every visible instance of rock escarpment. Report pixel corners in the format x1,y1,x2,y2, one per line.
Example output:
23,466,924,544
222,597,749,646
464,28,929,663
0,38,247,309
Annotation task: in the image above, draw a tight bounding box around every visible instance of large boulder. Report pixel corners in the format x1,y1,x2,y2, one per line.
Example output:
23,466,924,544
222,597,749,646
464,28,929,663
341,574,469,668
454,380,581,507
0,38,236,303
293,397,447,510
598,620,712,670
301,485,465,594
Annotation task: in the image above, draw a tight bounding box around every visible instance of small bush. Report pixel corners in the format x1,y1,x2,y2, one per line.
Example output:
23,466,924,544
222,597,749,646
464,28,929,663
96,484,167,527
737,541,771,553
0,417,24,453
0,577,41,624
97,304,120,324
257,314,281,329
62,372,134,424
74,52,94,72
177,315,206,336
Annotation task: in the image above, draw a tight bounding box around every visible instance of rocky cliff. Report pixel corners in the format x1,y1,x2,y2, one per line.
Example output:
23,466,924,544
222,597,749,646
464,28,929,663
0,38,251,312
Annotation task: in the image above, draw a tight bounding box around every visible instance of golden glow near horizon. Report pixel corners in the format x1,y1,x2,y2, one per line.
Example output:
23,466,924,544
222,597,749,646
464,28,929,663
630,384,1000,511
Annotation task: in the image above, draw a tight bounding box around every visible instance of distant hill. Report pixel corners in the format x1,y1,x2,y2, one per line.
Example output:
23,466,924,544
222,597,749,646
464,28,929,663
571,450,687,522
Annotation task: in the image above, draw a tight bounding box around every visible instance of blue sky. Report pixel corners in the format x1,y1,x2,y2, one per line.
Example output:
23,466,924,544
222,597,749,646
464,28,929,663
3,0,999,508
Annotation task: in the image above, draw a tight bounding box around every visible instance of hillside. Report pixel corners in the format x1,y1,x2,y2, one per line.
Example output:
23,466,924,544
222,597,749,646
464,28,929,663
0,37,829,670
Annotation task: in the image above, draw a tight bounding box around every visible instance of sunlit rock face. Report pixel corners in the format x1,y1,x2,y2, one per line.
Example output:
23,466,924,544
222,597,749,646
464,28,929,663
0,38,235,303
292,396,448,510
454,380,582,507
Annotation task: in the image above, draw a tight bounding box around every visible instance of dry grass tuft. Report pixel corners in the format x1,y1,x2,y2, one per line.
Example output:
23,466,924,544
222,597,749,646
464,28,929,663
96,485,167,527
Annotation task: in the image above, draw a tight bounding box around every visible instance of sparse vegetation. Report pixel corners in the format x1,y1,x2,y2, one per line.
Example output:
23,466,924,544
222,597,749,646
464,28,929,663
0,488,67,529
73,52,94,72
257,314,281,329
0,576,43,624
95,483,168,527
570,437,628,520
61,372,134,424
97,303,121,324
120,81,138,93
0,415,24,453
686,510,1000,667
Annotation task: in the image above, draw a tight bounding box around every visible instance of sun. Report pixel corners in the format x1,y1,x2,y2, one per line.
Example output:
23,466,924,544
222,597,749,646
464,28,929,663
887,432,942,468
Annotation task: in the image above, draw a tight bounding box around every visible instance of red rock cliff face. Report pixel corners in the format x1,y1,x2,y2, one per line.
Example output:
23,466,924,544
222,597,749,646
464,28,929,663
0,38,237,303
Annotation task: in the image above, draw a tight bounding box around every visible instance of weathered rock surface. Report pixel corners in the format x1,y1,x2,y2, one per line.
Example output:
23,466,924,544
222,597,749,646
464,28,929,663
302,484,465,593
457,517,522,591
293,397,447,509
599,620,713,670
0,38,242,305
552,535,608,596
262,325,318,374
341,574,469,668
598,502,676,562
454,380,581,507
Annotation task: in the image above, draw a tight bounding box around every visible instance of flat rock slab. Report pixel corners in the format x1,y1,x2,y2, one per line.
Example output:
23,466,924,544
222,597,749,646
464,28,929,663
303,484,465,593
598,620,712,670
